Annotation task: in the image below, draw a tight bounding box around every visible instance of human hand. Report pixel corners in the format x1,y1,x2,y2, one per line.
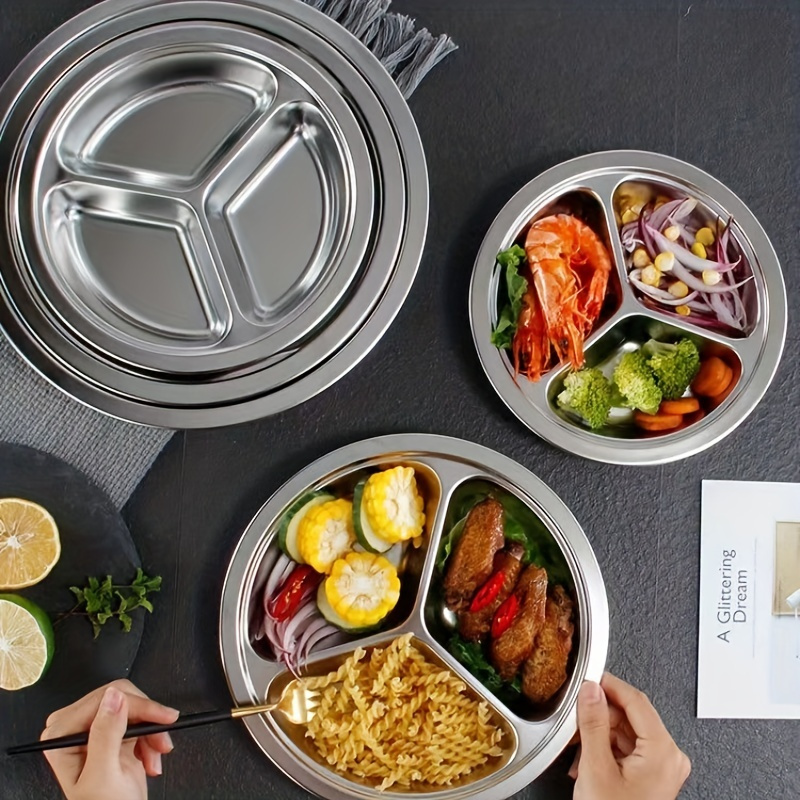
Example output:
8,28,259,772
570,673,690,800
40,679,179,800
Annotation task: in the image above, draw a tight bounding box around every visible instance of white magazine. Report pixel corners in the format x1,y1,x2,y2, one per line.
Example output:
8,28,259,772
698,480,800,719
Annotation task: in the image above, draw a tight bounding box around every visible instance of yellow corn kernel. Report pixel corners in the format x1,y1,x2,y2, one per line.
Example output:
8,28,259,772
632,248,651,268
676,305,691,316
362,467,425,544
325,552,400,627
695,227,715,247
691,242,707,259
668,281,690,299
654,251,675,273
297,499,355,574
663,225,681,241
641,265,661,286
621,208,639,225
702,269,722,286
654,195,671,209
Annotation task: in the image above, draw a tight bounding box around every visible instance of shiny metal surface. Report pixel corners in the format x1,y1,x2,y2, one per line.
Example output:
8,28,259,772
220,434,609,799
0,0,428,427
470,150,787,465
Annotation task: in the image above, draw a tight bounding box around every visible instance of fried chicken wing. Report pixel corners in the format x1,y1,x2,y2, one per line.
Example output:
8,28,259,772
458,543,524,641
490,564,548,680
522,585,574,704
444,498,505,613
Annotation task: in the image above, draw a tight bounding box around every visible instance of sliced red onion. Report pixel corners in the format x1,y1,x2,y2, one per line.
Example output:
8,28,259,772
650,227,739,273
649,197,696,230
281,600,318,648
264,554,294,605
642,301,740,334
708,293,743,330
297,620,341,664
669,258,752,294
638,204,658,256
629,271,699,305
621,226,643,252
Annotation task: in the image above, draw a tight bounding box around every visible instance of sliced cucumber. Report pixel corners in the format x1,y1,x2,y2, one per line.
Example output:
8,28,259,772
278,491,335,562
352,478,393,553
316,583,378,633
383,542,405,571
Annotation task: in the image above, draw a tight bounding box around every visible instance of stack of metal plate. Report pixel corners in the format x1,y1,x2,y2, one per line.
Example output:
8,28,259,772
0,0,428,428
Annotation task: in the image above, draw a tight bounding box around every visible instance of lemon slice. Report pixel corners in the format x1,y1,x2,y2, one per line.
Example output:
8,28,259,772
0,499,61,590
0,595,54,690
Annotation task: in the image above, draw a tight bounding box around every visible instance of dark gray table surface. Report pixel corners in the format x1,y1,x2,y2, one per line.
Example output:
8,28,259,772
3,1,799,798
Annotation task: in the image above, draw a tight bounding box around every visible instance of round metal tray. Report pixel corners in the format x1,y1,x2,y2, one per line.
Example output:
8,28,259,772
220,434,609,800
0,0,428,427
470,151,787,465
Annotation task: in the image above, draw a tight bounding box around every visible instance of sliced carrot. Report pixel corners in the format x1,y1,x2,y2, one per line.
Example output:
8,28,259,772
707,366,736,409
659,397,701,416
692,357,729,397
707,364,733,398
633,411,683,431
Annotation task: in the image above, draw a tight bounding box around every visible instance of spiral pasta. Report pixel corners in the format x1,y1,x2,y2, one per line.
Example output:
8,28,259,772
303,634,505,791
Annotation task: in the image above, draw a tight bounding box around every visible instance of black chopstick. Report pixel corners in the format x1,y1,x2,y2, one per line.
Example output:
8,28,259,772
7,709,235,756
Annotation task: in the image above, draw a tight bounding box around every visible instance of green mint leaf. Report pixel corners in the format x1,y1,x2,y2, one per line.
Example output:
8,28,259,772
90,618,102,639
69,586,85,604
139,598,154,614
119,612,133,633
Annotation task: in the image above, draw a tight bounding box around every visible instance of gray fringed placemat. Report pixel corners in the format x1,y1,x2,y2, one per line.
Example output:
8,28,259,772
0,339,173,507
301,0,457,97
0,0,455,507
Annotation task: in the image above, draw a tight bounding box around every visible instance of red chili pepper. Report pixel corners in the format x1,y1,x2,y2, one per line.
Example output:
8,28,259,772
491,593,519,638
269,565,321,621
469,570,507,613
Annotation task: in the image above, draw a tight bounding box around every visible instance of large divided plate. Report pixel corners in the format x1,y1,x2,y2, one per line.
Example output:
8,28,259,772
0,0,428,427
220,434,608,800
470,151,786,465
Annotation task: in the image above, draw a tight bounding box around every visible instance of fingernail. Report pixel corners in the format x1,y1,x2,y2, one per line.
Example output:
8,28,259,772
101,687,124,714
581,681,602,703
165,733,174,752
154,755,163,776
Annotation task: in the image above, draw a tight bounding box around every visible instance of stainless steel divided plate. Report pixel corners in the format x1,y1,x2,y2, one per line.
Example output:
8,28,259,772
470,151,787,465
220,434,609,800
0,0,428,427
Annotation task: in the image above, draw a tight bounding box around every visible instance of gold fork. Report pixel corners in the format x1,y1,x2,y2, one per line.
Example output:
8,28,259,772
7,679,319,756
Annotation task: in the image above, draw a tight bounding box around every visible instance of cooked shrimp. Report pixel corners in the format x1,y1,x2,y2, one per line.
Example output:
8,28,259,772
517,214,612,374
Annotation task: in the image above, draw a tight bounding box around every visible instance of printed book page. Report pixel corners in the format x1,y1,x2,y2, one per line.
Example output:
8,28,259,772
698,480,800,719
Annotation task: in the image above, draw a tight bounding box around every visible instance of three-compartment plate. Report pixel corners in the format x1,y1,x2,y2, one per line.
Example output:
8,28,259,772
220,434,609,800
0,0,428,427
470,151,787,465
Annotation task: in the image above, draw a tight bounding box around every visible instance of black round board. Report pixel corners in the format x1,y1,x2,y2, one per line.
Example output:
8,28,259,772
0,443,144,748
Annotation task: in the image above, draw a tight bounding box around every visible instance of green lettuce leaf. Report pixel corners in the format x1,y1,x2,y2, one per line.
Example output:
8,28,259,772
448,634,521,695
435,516,466,573
491,245,528,349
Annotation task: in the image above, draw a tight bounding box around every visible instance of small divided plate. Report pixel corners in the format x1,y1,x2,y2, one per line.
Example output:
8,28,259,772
470,151,787,465
220,434,609,800
0,0,428,427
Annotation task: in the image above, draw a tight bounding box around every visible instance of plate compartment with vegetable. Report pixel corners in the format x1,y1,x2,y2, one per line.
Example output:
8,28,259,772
220,434,608,800
471,150,786,465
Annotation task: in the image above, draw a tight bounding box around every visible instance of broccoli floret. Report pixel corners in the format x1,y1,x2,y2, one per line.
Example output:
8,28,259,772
557,368,613,430
642,338,701,400
613,351,662,414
